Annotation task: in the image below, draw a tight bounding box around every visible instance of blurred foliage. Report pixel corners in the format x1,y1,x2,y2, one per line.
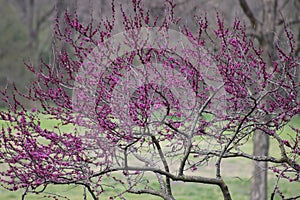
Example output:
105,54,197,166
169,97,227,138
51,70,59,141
0,0,54,107
0,1,30,91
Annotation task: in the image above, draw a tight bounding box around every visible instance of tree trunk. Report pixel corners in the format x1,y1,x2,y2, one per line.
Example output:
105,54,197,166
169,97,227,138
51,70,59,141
251,130,269,200
250,1,276,199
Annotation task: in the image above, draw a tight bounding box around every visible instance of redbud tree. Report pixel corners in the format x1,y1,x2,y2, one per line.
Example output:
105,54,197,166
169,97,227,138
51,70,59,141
0,1,299,200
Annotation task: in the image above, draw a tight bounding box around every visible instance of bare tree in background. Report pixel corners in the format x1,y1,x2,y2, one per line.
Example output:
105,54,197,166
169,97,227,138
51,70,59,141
0,0,77,99
9,0,55,62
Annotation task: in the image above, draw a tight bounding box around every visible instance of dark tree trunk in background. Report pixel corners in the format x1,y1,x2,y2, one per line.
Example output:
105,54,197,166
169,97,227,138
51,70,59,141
251,131,269,200
243,0,276,199
239,0,277,199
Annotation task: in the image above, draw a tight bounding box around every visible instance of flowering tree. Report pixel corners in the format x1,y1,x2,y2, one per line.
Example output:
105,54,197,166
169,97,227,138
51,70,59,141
0,1,299,200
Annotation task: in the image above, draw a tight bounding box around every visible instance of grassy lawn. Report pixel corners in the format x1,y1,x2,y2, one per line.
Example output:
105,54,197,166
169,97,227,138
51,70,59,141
0,114,299,199
1,176,299,199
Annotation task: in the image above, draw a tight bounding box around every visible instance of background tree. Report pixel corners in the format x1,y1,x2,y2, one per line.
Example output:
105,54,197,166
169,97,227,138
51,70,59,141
0,0,57,108
0,0,82,106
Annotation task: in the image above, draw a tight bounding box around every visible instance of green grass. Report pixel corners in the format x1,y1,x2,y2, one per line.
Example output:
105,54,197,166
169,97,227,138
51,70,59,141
1,176,299,199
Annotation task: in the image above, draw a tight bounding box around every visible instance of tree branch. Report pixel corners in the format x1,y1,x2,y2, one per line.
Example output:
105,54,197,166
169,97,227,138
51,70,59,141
238,0,258,29
91,166,232,200
129,188,170,200
151,135,174,199
36,5,56,32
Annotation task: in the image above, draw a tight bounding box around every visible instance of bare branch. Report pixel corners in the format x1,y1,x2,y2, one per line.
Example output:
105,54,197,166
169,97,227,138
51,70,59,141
238,0,258,29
